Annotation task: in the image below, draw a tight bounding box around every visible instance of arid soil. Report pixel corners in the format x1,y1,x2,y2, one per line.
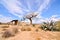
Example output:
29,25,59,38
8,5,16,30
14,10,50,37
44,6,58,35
5,31,60,40
0,22,60,40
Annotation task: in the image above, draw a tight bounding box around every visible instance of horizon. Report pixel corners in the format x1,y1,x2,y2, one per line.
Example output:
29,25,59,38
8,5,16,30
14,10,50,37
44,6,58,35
0,0,60,23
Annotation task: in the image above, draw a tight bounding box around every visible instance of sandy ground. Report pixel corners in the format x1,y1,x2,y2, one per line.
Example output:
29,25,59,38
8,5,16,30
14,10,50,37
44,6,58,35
0,23,60,40
4,31,60,40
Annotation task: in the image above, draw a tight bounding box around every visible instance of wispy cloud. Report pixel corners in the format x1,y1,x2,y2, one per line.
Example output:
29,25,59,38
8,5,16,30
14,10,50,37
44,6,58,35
0,14,12,23
26,0,31,11
35,0,50,18
37,0,50,13
33,14,60,24
50,15,60,22
0,0,29,18
0,0,51,18
0,0,53,23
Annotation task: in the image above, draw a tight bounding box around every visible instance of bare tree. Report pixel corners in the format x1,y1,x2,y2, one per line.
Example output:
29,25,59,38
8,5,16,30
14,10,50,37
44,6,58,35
25,12,38,24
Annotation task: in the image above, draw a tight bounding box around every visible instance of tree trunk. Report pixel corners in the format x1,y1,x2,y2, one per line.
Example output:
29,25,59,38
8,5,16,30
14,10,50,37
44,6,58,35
29,18,32,24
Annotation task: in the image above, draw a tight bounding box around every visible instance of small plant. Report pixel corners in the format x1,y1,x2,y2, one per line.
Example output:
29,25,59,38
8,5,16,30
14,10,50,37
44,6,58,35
54,21,60,31
35,29,39,32
21,27,26,31
2,27,18,38
12,27,18,33
21,27,31,31
2,30,15,38
26,27,31,31
32,24,35,27
41,25,47,31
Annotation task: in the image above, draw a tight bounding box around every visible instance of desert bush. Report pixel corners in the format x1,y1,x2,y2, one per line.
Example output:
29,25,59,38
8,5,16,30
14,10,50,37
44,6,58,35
32,24,35,27
54,21,60,31
41,21,55,31
35,29,39,32
12,27,18,33
21,27,31,31
2,27,18,38
2,30,15,38
41,24,48,31
21,27,26,31
48,21,60,31
26,27,31,31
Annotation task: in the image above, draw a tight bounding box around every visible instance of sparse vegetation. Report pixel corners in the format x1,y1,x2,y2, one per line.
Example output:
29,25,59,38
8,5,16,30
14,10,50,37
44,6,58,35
41,21,54,31
0,19,60,40
21,27,26,31
54,21,60,31
2,30,15,38
32,24,36,27
40,20,60,31
12,27,18,33
35,29,39,32
2,26,18,38
21,27,31,31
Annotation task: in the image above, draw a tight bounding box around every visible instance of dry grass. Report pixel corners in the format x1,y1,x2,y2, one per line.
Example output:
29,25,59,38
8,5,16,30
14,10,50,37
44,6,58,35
26,27,31,31
2,30,15,38
21,27,26,31
0,22,60,40
12,27,18,34
35,29,39,32
21,27,31,31
2,26,18,38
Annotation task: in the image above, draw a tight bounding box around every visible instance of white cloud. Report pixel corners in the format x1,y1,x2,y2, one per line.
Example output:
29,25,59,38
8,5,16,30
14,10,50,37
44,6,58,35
0,0,29,18
36,0,50,13
32,18,46,24
32,15,60,24
0,0,52,23
0,14,12,23
26,0,31,11
51,15,59,18
50,15,60,22
35,0,50,18
0,0,51,18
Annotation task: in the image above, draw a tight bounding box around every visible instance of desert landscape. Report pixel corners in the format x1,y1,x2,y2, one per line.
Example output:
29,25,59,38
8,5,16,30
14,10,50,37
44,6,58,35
0,0,60,40
0,20,60,40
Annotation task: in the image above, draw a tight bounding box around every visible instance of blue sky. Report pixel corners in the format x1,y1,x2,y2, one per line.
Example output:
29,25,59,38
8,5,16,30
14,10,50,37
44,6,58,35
0,0,60,23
